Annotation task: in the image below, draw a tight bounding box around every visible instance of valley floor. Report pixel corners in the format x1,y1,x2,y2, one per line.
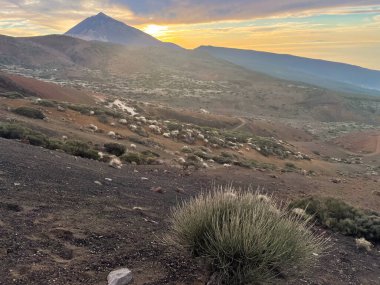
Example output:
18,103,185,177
0,139,379,285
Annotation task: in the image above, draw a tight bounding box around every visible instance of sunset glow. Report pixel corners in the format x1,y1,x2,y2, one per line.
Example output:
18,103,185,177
143,24,168,38
0,0,379,69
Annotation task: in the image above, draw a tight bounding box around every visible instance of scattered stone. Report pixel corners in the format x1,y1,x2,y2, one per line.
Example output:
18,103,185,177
141,177,148,180
151,186,164,194
105,178,112,182
107,268,133,285
57,105,65,112
108,131,116,137
355,238,373,252
331,178,341,184
88,124,98,132
94,181,102,186
109,157,122,169
175,187,185,194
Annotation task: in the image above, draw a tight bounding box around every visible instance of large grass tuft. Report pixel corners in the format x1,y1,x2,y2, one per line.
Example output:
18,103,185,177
169,186,327,284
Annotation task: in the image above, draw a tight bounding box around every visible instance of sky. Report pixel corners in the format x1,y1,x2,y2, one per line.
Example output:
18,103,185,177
1,1,380,70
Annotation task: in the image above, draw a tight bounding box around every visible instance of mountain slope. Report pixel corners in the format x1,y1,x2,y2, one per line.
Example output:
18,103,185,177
196,46,380,96
0,34,379,124
65,12,174,48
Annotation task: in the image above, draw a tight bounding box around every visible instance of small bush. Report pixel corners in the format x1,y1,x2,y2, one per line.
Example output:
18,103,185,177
141,150,160,158
121,151,160,165
13,107,45,119
104,142,126,156
121,152,144,164
290,197,380,243
169,186,326,284
63,140,99,160
35,100,57,108
0,91,24,99
0,123,99,160
97,114,109,124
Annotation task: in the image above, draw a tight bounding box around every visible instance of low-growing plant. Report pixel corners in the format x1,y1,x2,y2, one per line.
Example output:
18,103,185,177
13,106,45,119
121,152,145,164
104,142,126,156
121,151,159,165
289,197,380,243
63,140,100,160
169,186,326,284
35,99,57,108
0,123,99,160
97,114,109,124
0,91,24,99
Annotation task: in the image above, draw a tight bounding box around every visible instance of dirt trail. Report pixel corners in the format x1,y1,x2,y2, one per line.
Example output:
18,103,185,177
232,118,247,131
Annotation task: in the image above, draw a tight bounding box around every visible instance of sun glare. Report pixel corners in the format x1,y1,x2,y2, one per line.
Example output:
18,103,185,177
143,24,168,37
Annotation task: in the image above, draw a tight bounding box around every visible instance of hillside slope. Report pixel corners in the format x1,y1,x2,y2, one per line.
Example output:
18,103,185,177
197,46,380,96
1,35,379,124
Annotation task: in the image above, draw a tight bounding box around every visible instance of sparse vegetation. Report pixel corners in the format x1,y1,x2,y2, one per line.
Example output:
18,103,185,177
121,151,157,165
61,140,100,160
104,142,126,156
35,99,57,108
0,91,24,99
290,197,380,243
169,186,326,284
0,123,99,160
13,106,45,119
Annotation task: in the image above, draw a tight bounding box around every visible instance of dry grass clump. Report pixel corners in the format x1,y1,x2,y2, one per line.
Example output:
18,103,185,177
169,186,326,284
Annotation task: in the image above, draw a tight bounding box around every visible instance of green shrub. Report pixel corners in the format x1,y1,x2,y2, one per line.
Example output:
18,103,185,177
97,114,109,124
121,152,145,164
104,142,126,156
169,187,326,284
0,91,24,99
63,140,99,160
0,123,99,160
212,155,233,165
141,150,160,158
289,197,380,243
35,100,57,108
0,123,28,139
25,134,47,146
285,162,297,168
13,107,45,119
121,151,160,165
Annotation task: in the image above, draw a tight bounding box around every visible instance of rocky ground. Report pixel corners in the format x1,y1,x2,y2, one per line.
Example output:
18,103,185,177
0,138,379,285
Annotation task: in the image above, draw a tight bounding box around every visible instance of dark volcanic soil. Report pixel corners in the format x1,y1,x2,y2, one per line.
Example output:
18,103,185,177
0,138,379,285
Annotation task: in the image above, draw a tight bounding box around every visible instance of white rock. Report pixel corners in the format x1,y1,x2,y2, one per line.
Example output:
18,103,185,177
88,124,98,131
109,157,122,169
355,238,373,252
130,144,137,150
107,268,133,285
119,119,128,125
108,131,116,137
